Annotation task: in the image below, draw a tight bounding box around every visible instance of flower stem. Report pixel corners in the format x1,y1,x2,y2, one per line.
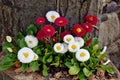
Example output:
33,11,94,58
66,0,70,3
83,62,89,69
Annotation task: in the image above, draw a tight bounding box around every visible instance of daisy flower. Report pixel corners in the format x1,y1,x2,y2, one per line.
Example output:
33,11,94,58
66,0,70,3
55,17,68,27
72,24,86,37
60,30,70,40
63,34,74,44
85,14,98,25
54,43,64,53
33,53,38,61
17,47,34,63
6,36,12,42
68,42,80,53
37,30,45,40
36,17,45,25
43,25,55,37
76,49,90,62
7,47,13,52
46,11,60,22
61,43,68,54
81,23,93,32
25,35,38,48
74,37,84,48
100,46,107,54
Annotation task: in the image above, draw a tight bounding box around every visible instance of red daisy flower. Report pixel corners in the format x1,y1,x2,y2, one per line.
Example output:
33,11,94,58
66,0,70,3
36,17,45,25
52,36,58,42
85,14,98,25
55,17,68,27
60,30,70,40
86,38,92,46
72,24,86,37
81,23,93,32
37,30,45,40
43,25,55,37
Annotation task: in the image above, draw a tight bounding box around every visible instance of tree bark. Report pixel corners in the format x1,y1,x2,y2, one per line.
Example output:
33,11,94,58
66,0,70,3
0,0,120,79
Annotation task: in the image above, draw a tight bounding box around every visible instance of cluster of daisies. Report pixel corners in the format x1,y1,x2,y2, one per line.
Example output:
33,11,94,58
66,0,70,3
35,11,98,63
6,11,100,63
3,10,112,77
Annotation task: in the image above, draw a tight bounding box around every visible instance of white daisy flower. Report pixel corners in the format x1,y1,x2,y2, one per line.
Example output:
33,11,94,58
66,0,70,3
63,34,74,44
54,43,64,53
7,47,13,52
6,36,12,42
76,49,90,62
46,11,60,22
100,46,107,54
68,42,80,53
25,35,38,48
74,37,84,48
61,43,68,54
103,59,110,65
17,47,34,63
32,53,38,61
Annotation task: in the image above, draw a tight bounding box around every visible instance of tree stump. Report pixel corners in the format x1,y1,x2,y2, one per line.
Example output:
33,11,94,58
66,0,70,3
0,0,120,80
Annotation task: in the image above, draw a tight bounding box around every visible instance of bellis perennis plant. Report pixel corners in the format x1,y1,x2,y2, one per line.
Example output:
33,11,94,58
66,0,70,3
0,11,115,79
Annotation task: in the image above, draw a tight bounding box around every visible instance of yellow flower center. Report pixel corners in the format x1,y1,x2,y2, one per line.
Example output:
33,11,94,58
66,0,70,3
89,17,93,21
29,40,32,43
47,29,51,32
56,46,61,51
80,52,86,57
85,25,89,28
76,28,81,33
59,20,63,24
23,52,29,58
71,44,77,50
51,15,56,19
66,38,71,42
39,20,42,22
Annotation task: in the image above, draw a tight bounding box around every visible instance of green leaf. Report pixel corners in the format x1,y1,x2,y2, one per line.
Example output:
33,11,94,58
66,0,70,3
33,46,42,55
0,62,15,71
47,55,53,63
99,52,107,61
65,61,73,68
69,66,80,75
45,44,53,52
2,42,15,52
78,71,85,80
90,38,98,46
89,57,99,69
50,61,59,67
83,67,92,77
42,64,48,77
19,39,27,48
17,32,24,39
0,54,16,65
21,64,28,72
83,35,88,42
26,24,37,35
92,44,99,52
30,61,40,72
101,65,115,74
